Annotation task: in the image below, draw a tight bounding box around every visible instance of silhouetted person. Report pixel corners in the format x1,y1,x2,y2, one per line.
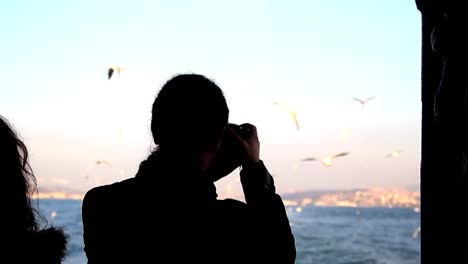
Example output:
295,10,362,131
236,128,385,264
0,115,68,263
82,74,296,263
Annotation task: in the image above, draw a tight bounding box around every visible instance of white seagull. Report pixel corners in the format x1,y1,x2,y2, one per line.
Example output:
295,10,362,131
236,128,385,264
385,149,403,158
302,152,350,167
95,160,113,167
352,96,376,106
272,101,300,131
108,65,125,80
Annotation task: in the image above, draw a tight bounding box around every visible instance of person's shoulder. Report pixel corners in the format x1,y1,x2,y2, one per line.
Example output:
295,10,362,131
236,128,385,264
217,198,247,212
83,178,136,207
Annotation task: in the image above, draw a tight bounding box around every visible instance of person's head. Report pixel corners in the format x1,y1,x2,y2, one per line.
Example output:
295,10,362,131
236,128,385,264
0,115,38,231
151,74,229,156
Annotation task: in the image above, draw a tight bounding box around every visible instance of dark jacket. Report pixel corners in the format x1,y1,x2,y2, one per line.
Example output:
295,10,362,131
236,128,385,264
4,227,68,264
82,154,296,263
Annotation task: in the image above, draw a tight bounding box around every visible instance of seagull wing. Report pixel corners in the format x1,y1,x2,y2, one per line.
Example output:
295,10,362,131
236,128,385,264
412,227,421,239
301,157,318,162
108,68,114,80
332,152,350,159
340,129,351,143
352,97,365,104
272,102,299,131
96,160,113,167
385,149,403,158
290,111,299,131
365,96,376,103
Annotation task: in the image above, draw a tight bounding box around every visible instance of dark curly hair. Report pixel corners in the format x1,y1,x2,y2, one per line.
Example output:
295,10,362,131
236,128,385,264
0,115,40,231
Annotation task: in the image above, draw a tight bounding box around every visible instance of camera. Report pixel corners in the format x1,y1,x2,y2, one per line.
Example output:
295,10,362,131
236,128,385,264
227,123,251,139
209,123,251,182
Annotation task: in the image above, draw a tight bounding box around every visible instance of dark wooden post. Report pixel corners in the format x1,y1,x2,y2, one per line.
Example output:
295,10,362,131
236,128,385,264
415,1,464,263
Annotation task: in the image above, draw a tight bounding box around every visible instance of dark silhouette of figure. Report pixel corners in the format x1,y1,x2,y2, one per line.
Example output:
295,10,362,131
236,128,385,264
0,115,68,263
82,74,296,263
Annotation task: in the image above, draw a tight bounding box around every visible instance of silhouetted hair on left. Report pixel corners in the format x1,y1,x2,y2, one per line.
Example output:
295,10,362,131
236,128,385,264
0,115,68,263
0,115,37,231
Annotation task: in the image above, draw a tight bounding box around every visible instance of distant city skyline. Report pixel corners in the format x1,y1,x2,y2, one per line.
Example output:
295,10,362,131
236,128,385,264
0,1,421,194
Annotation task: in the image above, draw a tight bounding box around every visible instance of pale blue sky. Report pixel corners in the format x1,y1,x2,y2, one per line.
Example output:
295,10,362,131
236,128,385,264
0,0,421,195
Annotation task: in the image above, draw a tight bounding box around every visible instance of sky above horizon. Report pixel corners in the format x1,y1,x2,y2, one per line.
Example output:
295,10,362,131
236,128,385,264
1,0,421,196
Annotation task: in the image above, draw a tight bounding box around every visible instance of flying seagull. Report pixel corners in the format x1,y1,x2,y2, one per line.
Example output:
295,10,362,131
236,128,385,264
385,149,403,158
302,152,350,167
272,101,299,131
108,66,124,80
352,96,375,106
82,160,113,181
95,160,113,167
340,128,352,143
412,226,421,239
